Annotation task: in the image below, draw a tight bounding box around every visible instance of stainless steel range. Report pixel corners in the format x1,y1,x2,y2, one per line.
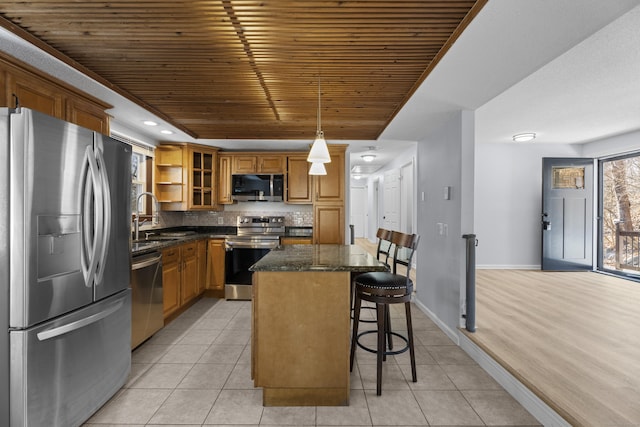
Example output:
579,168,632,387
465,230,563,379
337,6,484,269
225,216,285,300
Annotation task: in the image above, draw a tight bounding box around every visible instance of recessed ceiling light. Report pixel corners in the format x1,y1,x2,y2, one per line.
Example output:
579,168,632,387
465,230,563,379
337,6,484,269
353,175,362,180
512,132,536,142
143,120,158,126
160,129,174,135
361,154,376,162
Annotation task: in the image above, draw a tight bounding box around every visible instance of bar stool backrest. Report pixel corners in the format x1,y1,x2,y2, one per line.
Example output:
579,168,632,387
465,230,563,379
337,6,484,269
375,228,393,266
389,231,420,282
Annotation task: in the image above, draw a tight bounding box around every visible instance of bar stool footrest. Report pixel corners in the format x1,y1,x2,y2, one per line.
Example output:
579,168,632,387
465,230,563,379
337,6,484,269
355,330,409,356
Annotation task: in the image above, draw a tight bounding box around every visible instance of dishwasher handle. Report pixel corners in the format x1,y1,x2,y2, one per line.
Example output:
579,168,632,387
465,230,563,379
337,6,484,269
132,253,162,270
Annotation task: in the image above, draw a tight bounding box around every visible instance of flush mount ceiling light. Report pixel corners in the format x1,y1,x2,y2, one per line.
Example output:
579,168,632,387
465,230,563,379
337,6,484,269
361,154,376,162
309,162,327,175
160,129,174,135
512,132,536,142
143,120,158,126
307,76,331,169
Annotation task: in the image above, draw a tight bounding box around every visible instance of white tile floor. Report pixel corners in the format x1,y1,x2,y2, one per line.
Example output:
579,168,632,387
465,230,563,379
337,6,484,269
84,297,541,426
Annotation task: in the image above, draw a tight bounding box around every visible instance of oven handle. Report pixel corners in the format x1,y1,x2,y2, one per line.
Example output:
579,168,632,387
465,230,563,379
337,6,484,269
225,241,280,250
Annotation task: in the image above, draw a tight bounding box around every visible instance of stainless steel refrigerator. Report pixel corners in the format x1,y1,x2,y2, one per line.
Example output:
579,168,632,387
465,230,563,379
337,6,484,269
0,108,132,426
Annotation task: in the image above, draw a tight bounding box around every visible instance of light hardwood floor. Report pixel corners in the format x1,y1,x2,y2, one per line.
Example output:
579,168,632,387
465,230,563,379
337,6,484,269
464,270,640,427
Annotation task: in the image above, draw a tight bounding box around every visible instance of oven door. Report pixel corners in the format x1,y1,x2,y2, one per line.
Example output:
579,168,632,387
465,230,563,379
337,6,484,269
224,238,278,300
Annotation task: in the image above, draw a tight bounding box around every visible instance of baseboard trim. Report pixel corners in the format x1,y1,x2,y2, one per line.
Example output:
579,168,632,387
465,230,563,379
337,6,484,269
412,297,460,345
476,264,541,270
458,332,570,427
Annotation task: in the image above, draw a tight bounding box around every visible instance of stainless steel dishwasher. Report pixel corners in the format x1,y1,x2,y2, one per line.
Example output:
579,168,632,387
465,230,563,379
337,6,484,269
131,251,164,349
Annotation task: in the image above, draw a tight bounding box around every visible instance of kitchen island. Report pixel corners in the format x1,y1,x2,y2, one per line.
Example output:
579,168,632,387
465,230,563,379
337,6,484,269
250,244,388,406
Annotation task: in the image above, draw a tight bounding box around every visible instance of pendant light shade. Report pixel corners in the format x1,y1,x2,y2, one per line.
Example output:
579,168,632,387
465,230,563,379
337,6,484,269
309,161,327,176
307,77,331,164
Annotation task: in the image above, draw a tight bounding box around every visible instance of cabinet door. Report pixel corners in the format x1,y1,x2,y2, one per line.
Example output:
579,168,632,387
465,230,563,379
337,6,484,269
180,243,199,305
218,155,233,204
189,147,218,210
66,97,110,133
206,239,226,292
314,147,345,203
162,248,181,318
259,155,284,173
196,240,207,295
7,72,63,118
286,156,312,204
233,155,257,174
314,205,345,244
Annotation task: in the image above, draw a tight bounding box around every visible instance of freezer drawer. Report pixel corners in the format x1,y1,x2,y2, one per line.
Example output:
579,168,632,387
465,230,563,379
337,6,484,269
9,290,131,427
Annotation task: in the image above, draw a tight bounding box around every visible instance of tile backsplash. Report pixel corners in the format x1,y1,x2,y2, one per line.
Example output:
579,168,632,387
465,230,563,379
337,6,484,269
158,203,313,228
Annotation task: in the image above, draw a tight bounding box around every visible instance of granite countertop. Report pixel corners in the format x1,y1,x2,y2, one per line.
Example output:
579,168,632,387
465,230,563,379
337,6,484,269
249,244,389,273
131,226,313,256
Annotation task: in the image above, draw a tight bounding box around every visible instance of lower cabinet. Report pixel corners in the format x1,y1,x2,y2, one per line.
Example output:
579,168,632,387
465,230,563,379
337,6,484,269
161,246,182,319
197,240,207,295
180,242,199,305
206,239,226,297
161,240,205,320
280,237,312,245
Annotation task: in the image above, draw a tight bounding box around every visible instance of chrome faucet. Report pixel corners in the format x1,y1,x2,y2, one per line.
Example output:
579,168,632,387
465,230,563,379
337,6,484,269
134,192,160,240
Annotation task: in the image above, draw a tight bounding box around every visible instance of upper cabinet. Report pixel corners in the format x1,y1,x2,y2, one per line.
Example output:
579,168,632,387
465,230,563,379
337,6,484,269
314,145,346,204
217,154,233,205
1,52,111,133
155,143,221,211
286,155,312,204
232,154,285,174
312,144,347,244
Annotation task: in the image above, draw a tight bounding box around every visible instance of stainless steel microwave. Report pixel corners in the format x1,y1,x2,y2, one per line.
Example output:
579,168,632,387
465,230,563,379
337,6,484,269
231,174,284,202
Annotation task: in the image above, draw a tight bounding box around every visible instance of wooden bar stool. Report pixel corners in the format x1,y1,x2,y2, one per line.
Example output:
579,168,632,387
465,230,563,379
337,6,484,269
351,228,393,325
350,231,420,395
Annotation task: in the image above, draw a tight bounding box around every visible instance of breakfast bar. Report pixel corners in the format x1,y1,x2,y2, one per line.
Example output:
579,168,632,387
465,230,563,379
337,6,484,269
249,244,388,406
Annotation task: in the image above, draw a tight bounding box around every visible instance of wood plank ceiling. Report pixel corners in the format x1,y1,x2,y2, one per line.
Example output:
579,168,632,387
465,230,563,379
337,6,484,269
0,1,486,141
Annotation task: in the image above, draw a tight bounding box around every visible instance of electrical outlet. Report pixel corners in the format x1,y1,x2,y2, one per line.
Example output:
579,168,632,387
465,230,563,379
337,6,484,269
217,217,224,225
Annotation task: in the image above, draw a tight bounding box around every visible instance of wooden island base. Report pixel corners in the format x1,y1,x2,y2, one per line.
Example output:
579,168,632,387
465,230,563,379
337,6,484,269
252,271,351,406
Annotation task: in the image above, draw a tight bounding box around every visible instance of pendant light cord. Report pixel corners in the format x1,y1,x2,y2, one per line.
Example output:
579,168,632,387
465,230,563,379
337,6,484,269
317,76,322,135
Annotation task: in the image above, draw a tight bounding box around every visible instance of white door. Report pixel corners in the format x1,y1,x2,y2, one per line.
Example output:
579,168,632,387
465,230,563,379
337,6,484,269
383,169,401,230
350,186,366,238
400,162,414,234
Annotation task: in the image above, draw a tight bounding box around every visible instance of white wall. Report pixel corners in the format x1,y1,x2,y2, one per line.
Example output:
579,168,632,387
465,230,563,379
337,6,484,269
474,143,582,268
583,129,640,158
415,110,474,337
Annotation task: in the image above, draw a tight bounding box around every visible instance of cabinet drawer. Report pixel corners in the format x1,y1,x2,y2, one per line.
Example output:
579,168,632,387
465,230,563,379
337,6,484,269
162,247,180,264
182,242,198,258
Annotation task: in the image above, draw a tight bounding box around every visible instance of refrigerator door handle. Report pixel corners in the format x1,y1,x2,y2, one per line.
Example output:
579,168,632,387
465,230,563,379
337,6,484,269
93,138,111,287
80,145,103,287
36,299,124,341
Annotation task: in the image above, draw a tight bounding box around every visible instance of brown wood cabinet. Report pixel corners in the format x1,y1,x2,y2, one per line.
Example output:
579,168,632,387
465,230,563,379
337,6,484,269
280,237,313,245
1,52,111,133
286,155,312,204
189,146,219,209
313,145,347,244
162,240,208,320
155,143,221,211
206,239,226,298
197,240,208,295
161,246,181,319
232,154,285,174
314,145,346,204
217,154,233,204
180,242,199,305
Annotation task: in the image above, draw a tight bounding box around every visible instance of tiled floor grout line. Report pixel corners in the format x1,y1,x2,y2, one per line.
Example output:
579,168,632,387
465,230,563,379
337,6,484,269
84,296,540,426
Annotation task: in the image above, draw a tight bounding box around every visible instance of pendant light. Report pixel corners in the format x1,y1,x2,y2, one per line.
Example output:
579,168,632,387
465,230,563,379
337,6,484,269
309,162,327,175
307,76,331,168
